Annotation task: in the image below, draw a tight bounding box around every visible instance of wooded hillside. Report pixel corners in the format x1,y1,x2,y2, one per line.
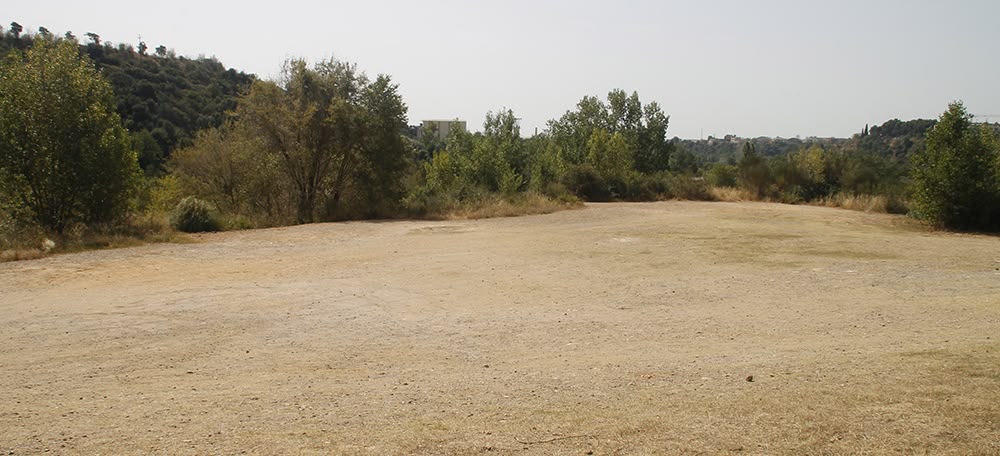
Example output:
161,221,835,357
1,23,254,174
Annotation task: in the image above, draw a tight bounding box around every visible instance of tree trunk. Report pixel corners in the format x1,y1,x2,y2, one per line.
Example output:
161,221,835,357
296,192,314,224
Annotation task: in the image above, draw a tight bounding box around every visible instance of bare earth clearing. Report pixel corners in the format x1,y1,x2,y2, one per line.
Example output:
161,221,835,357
1,202,998,455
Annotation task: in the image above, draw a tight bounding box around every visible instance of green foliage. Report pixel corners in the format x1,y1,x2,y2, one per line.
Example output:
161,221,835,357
669,147,700,175
91,47,254,171
147,175,185,214
6,24,964,230
497,164,524,196
634,102,672,173
131,130,164,175
9,22,23,39
548,89,672,173
0,38,140,234
621,172,670,201
836,150,908,195
413,108,528,201
415,122,446,161
858,118,936,158
586,130,634,181
737,142,771,198
526,138,567,193
704,163,738,187
561,164,612,202
667,174,714,201
674,119,934,165
726,138,912,206
0,168,44,250
771,145,830,201
170,196,221,232
348,75,413,218
471,108,527,193
169,125,289,225
1,27,255,174
230,57,408,223
911,102,1000,230
422,150,464,195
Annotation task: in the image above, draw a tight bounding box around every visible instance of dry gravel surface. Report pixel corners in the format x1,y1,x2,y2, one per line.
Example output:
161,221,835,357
1,202,999,455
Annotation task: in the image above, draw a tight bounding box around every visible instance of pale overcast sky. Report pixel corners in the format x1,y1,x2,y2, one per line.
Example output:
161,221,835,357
6,1,1000,139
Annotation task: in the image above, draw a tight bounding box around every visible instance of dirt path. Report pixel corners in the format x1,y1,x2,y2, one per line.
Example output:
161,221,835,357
2,202,998,455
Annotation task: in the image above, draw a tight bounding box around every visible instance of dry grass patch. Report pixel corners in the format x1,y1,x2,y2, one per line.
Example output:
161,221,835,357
814,193,909,214
709,186,757,202
445,193,581,220
0,214,190,263
708,186,911,216
0,249,50,262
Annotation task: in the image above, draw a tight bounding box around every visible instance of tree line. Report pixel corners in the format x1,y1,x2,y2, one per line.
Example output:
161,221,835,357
674,118,937,165
2,27,999,255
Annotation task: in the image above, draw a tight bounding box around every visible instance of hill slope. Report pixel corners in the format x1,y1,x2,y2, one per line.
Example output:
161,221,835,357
1,26,255,173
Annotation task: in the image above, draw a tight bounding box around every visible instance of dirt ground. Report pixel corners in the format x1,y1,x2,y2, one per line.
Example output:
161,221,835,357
1,202,998,455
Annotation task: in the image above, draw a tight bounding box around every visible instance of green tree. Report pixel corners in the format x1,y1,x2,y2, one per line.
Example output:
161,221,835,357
416,122,445,160
422,150,463,195
548,95,607,164
548,89,672,173
483,108,525,178
526,137,566,193
669,147,699,175
911,102,1000,230
738,141,771,198
586,129,633,181
233,57,408,223
349,74,411,216
170,124,286,221
782,145,829,200
634,102,672,173
704,163,738,187
607,89,642,135
0,38,140,234
9,22,22,39
456,108,526,194
131,130,164,175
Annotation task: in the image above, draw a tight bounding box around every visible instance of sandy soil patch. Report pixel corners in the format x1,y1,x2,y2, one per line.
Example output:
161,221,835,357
1,202,998,454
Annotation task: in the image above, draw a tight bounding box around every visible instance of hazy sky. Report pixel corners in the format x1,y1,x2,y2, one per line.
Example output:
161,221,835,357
6,1,1000,139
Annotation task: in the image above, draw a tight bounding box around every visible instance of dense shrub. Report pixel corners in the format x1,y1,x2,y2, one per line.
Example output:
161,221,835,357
704,163,738,188
911,102,1000,230
0,186,44,251
170,197,221,232
0,38,141,234
668,175,715,201
561,164,611,201
621,173,670,201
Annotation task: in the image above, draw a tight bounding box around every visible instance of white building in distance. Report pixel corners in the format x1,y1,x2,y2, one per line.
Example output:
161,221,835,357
419,119,467,142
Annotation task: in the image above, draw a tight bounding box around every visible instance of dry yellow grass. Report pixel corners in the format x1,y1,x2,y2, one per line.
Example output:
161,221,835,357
815,193,894,213
710,186,909,215
0,214,190,263
444,193,581,219
0,249,49,262
709,186,756,202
